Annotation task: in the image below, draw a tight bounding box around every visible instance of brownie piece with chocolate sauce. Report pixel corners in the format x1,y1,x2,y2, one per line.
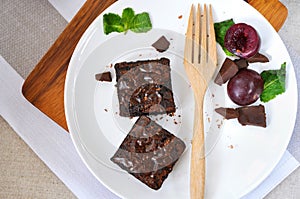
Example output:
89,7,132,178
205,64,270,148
110,116,186,190
114,58,176,117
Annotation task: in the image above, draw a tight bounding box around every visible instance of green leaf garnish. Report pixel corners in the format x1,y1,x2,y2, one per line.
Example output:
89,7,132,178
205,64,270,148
130,12,152,33
103,13,124,35
103,8,152,35
260,62,286,102
214,19,235,56
122,8,135,31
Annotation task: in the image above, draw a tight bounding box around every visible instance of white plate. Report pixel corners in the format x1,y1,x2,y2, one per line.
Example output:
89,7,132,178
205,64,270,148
65,0,298,198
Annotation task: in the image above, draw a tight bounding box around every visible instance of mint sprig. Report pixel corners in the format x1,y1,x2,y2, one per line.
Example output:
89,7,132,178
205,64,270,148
103,8,152,35
260,62,286,102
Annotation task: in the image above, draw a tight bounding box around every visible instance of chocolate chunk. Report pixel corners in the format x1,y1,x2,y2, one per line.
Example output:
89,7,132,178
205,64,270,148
246,52,269,63
111,116,186,190
214,58,239,85
215,107,239,119
237,105,266,127
95,72,112,82
215,105,267,127
152,36,170,52
234,58,249,69
114,58,176,117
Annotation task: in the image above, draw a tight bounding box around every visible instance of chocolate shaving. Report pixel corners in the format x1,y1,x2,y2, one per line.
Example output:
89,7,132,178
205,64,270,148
214,58,239,85
152,36,170,52
234,58,249,69
215,105,266,128
247,52,269,63
95,71,112,82
215,107,239,119
237,105,266,127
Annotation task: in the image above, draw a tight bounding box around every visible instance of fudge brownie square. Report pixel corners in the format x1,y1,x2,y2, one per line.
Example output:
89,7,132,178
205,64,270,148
110,116,186,190
114,58,176,117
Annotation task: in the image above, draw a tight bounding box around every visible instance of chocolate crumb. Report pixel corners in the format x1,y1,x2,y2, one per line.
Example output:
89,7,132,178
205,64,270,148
246,52,269,63
234,58,249,69
237,105,266,127
152,36,170,52
215,107,239,119
214,58,239,85
215,105,266,127
178,15,183,19
95,72,112,82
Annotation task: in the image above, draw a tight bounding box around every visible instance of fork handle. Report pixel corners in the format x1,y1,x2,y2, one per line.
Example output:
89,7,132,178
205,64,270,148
190,89,206,199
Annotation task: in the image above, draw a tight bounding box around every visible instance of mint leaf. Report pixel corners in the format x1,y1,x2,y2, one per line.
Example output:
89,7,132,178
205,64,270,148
214,19,235,56
103,8,152,35
122,8,135,31
103,13,124,35
260,62,286,102
130,12,152,33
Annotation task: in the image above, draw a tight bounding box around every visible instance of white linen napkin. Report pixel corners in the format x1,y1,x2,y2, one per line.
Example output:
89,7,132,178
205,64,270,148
48,0,85,22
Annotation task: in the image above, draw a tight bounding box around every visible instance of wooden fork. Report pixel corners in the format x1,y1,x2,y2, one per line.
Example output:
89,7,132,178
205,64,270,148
183,4,217,199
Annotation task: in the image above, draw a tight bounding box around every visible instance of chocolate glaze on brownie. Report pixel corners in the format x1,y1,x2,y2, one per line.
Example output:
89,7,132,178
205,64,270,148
114,58,176,117
110,116,186,190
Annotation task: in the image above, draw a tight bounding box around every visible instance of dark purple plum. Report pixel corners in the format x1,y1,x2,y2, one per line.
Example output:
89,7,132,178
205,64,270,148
224,23,260,59
227,69,264,106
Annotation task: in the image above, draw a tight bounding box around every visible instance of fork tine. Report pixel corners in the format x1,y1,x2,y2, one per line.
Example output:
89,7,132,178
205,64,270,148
184,5,194,64
193,4,201,64
200,4,207,64
208,4,217,66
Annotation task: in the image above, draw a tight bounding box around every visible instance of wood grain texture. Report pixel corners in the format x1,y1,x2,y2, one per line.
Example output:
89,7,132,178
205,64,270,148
184,4,218,199
248,0,288,32
22,0,287,131
22,0,116,130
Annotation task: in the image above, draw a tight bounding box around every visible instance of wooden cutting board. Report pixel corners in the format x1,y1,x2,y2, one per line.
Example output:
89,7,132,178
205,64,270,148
22,0,288,131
